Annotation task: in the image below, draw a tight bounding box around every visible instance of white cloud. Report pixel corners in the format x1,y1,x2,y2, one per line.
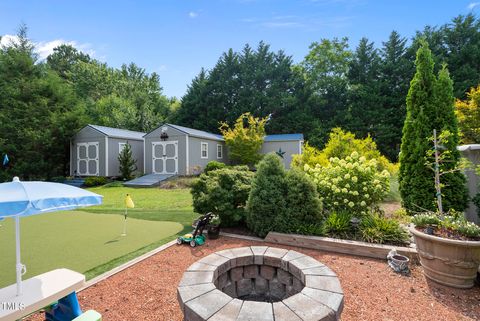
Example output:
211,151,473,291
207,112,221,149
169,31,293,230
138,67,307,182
468,2,480,9
0,34,95,60
158,64,167,72
188,11,198,18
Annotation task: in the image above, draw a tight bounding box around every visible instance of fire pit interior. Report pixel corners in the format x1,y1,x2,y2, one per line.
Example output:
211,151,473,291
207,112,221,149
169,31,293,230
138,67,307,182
178,246,344,321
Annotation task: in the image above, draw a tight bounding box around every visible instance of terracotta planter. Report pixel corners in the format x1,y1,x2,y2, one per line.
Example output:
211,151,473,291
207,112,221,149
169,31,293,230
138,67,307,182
410,226,480,288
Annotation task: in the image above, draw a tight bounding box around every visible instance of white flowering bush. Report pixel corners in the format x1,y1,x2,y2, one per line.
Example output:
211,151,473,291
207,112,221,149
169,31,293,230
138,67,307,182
304,151,390,215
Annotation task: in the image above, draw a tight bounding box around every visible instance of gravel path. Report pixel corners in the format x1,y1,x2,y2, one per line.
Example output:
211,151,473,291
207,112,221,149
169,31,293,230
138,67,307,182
28,236,480,321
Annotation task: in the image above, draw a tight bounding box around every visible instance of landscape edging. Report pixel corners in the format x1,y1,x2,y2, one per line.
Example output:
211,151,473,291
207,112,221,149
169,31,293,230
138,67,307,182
264,232,419,262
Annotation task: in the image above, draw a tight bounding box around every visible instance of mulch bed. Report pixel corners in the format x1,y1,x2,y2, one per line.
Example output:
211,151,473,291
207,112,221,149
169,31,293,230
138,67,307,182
28,235,480,321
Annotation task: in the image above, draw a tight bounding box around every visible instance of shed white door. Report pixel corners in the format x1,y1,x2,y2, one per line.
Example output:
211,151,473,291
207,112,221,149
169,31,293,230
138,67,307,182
152,141,178,174
77,142,99,176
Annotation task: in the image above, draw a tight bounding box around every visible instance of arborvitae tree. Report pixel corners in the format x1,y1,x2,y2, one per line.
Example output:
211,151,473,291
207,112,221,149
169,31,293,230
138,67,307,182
246,154,287,237
118,143,137,180
399,40,438,212
432,66,468,211
399,40,468,213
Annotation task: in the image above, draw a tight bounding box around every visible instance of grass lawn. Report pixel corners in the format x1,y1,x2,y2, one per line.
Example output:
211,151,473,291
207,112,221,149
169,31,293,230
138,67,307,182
0,186,197,288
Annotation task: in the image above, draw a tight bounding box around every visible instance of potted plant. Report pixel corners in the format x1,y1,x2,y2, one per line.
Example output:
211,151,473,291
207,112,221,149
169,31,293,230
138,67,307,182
409,130,480,288
207,214,221,239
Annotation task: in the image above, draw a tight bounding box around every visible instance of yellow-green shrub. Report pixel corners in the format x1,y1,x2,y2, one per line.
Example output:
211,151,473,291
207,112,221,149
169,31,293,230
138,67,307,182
292,128,397,174
304,151,390,215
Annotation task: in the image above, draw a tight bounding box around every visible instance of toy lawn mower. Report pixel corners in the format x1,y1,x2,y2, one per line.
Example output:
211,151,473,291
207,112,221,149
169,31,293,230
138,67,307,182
177,212,213,247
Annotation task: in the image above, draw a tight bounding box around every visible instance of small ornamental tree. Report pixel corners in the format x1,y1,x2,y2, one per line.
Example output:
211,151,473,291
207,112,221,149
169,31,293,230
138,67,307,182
220,112,267,166
455,85,480,144
118,143,137,180
399,40,468,213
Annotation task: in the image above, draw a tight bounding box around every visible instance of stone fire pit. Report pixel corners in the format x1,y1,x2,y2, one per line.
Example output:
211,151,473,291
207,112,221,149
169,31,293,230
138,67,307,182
177,246,344,321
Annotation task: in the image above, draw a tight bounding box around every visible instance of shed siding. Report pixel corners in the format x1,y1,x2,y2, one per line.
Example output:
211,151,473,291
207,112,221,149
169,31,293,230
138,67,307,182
71,126,106,176
107,138,144,177
188,136,227,174
260,140,301,169
144,125,187,175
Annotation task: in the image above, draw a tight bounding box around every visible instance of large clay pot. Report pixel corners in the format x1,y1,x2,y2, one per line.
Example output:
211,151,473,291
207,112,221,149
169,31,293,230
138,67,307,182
410,226,480,288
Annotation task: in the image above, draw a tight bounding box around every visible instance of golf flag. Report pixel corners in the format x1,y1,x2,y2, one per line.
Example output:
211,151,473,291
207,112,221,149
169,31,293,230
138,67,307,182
3,154,9,166
122,194,134,236
125,194,135,209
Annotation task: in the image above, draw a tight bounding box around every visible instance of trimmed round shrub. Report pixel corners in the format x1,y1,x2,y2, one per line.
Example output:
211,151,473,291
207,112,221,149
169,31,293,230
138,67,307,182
191,167,254,226
304,151,390,216
274,169,323,233
246,154,287,237
204,161,227,174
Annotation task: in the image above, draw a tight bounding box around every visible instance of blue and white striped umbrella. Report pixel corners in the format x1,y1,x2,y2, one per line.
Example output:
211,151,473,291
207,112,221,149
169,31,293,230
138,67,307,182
0,177,103,296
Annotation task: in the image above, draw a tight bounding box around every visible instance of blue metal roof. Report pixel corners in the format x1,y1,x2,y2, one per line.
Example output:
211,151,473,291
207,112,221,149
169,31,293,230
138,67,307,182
166,124,224,141
88,125,145,140
264,133,304,142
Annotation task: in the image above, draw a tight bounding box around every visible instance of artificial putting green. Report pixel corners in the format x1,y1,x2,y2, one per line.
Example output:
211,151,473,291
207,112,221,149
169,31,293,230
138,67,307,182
0,211,183,288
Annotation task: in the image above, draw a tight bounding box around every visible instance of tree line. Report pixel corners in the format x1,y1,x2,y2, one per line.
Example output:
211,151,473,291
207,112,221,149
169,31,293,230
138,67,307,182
173,14,480,161
1,13,480,180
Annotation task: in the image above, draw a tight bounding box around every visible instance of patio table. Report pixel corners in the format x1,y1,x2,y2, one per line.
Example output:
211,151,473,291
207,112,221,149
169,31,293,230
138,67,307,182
0,268,85,320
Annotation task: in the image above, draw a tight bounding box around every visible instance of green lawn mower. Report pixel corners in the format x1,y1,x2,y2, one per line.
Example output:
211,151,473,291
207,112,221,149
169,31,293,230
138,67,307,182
177,212,213,247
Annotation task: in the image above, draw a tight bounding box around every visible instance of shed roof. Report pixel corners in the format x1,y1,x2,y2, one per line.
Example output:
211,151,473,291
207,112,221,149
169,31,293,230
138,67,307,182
166,124,224,141
88,124,145,140
264,133,304,142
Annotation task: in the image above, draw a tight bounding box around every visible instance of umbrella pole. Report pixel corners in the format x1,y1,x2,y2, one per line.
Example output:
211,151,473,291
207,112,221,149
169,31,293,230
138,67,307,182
15,215,22,296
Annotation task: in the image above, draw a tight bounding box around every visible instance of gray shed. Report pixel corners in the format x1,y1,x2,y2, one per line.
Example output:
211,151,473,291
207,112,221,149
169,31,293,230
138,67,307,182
260,134,304,169
144,123,303,175
143,124,227,176
70,124,145,177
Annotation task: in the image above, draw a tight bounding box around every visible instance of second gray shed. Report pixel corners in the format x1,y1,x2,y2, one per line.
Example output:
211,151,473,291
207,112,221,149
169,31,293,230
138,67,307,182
70,124,145,177
143,124,228,176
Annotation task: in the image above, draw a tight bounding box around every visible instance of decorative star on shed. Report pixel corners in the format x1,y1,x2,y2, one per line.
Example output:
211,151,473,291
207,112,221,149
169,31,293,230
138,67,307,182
276,148,286,159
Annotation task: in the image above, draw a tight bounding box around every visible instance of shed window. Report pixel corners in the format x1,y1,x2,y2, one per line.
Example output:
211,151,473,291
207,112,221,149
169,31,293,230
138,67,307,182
119,143,126,154
201,142,208,158
217,144,223,159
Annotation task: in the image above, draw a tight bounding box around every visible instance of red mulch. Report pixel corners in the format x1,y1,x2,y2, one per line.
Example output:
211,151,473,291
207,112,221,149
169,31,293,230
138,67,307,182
27,236,480,321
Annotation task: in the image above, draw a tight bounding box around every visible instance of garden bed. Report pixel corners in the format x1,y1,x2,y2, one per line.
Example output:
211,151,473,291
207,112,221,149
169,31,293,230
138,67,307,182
26,235,480,321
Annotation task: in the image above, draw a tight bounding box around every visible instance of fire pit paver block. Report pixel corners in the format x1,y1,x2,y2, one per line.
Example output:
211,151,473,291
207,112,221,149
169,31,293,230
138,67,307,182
230,247,254,267
243,265,258,279
177,283,216,312
263,247,289,267
208,298,243,321
251,246,268,264
179,271,215,287
304,275,343,294
272,302,303,321
281,250,306,271
289,256,324,280
184,289,232,321
301,287,344,319
177,246,343,321
237,301,274,321
260,265,276,280
283,292,336,321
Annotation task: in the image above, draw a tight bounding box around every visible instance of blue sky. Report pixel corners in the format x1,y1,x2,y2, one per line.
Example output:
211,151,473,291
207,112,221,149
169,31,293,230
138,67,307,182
0,1,478,98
